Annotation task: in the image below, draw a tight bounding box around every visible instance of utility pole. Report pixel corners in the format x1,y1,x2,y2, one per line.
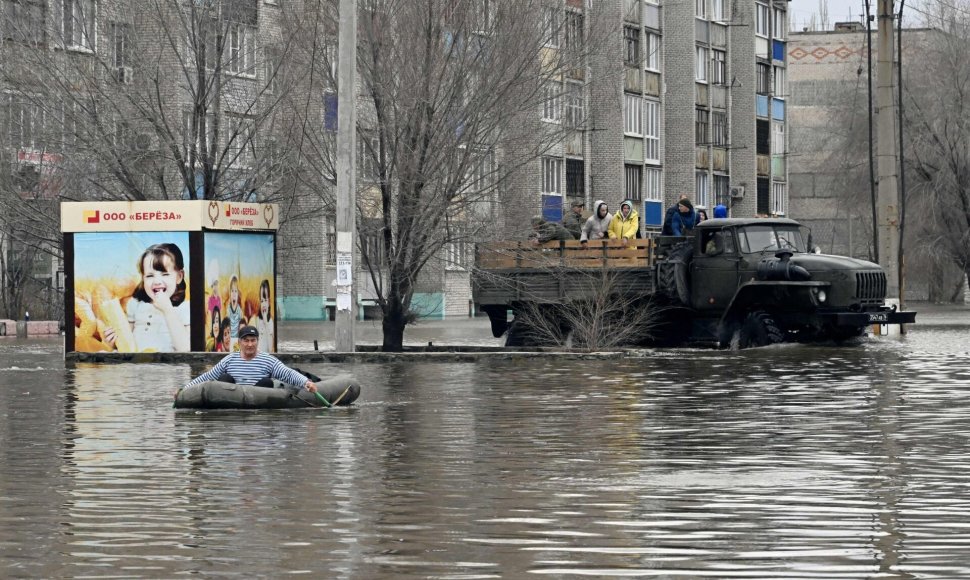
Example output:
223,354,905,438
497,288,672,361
876,0,900,301
334,0,357,352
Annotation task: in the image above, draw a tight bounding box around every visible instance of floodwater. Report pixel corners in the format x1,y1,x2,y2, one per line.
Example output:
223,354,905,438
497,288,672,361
2,306,969,578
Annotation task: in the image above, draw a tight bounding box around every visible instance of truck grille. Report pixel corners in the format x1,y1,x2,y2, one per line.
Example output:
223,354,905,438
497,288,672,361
855,271,887,300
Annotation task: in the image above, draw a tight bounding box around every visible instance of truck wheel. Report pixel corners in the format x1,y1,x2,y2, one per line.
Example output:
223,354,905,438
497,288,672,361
737,310,785,348
827,325,867,343
657,242,692,306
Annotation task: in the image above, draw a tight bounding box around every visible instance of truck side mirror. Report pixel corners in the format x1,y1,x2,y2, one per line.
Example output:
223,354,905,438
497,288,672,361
812,246,821,254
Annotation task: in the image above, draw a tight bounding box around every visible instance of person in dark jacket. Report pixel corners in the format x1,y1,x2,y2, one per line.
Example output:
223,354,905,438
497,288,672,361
661,194,690,235
670,198,698,236
562,201,586,239
530,216,575,245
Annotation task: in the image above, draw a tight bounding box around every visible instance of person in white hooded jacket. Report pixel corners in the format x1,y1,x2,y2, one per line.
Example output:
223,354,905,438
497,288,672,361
580,200,612,244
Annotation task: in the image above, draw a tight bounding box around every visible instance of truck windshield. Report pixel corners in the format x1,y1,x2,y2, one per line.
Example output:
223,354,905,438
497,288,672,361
738,225,808,253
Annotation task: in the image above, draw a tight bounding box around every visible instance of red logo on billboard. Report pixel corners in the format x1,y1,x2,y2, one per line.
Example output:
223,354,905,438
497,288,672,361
84,210,100,223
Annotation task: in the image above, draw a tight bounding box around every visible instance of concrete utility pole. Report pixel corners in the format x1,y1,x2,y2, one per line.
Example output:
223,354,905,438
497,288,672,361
334,0,357,352
876,0,900,300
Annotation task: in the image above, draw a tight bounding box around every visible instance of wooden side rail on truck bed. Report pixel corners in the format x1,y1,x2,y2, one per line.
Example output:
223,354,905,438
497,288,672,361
476,238,658,270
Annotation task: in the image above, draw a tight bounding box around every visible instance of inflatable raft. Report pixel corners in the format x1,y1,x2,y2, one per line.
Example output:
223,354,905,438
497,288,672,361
174,374,361,410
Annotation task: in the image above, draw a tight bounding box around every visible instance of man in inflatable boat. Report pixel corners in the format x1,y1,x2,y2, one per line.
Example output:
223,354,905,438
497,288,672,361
182,325,319,393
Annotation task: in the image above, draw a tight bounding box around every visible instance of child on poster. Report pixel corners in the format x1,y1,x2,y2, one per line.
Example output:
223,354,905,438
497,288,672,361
206,306,221,352
106,243,191,352
253,279,274,352
226,275,243,351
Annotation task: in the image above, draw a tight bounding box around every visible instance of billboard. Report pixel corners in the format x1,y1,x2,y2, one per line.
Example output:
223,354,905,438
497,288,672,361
73,232,191,353
203,232,276,353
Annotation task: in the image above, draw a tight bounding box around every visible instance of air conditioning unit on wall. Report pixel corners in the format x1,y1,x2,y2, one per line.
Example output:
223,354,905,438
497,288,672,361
730,186,745,199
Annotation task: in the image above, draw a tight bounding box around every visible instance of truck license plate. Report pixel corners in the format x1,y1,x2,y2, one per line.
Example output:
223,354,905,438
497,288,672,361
868,312,888,323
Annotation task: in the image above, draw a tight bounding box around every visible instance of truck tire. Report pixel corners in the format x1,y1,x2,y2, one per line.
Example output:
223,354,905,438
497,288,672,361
657,242,692,306
737,310,785,348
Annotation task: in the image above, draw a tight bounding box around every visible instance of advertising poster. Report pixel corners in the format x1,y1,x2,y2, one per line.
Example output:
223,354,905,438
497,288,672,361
73,232,192,353
203,232,275,353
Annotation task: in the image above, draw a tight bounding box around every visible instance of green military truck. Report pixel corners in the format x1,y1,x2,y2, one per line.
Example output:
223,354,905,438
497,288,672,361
472,217,915,348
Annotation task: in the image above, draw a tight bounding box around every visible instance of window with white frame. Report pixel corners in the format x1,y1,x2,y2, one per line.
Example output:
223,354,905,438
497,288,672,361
712,0,727,22
773,8,787,39
756,3,770,37
644,99,660,163
695,0,707,19
226,115,255,167
55,0,96,50
644,167,662,201
228,22,256,75
446,237,468,269
474,0,494,33
109,22,131,83
773,65,786,97
358,133,379,181
771,181,787,215
624,94,643,137
713,174,729,207
264,47,280,94
542,82,561,123
695,171,710,208
564,9,584,56
182,110,216,162
695,108,709,145
772,121,784,153
712,49,726,85
543,6,560,48
564,82,584,127
712,111,727,146
541,157,562,195
5,94,48,150
695,45,708,82
756,62,770,94
4,0,46,44
644,31,660,71
625,164,641,202
623,25,639,66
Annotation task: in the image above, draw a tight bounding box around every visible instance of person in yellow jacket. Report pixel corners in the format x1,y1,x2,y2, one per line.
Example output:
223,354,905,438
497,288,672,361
608,200,640,243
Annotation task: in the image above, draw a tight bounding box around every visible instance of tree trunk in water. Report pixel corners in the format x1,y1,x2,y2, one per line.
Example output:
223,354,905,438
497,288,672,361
382,306,407,352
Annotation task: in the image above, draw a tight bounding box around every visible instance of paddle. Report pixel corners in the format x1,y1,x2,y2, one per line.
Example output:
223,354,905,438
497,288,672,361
314,391,332,408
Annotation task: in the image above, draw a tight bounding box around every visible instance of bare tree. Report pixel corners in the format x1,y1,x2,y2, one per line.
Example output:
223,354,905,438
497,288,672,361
294,0,607,351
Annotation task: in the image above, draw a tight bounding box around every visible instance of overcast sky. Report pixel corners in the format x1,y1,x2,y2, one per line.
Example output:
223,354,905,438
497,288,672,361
786,0,930,32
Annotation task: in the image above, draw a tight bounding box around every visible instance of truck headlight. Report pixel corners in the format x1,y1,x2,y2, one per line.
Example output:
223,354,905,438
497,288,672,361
817,290,827,303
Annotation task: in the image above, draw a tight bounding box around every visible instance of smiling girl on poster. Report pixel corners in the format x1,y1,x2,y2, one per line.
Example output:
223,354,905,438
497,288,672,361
106,243,191,352
226,275,243,351
252,279,274,352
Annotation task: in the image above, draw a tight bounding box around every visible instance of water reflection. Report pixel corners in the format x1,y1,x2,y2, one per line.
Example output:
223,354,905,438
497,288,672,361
0,314,969,577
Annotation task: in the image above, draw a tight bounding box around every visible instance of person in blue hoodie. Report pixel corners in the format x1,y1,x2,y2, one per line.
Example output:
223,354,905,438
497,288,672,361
670,198,697,236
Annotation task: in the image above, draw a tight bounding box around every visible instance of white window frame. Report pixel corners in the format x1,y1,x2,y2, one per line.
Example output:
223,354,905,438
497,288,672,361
226,115,255,168
55,0,96,51
644,99,660,164
695,46,708,83
227,22,256,76
712,111,727,146
772,121,785,153
624,94,643,137
446,238,468,270
543,6,560,48
712,0,727,22
564,81,584,127
771,181,787,216
542,82,561,123
756,3,770,37
712,49,726,85
773,65,787,97
644,167,663,201
773,8,787,40
541,157,563,195
695,171,710,208
625,164,642,202
696,0,707,20
644,31,660,72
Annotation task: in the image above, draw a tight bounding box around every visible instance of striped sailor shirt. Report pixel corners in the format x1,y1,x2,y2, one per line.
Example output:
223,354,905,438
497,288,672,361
186,352,309,388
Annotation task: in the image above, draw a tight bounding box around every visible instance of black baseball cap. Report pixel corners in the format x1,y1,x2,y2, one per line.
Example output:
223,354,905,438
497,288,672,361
238,325,259,339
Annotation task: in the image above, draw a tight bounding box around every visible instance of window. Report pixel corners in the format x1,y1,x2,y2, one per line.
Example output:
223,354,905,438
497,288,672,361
4,94,48,150
541,157,562,195
55,0,96,50
3,0,46,44
644,167,662,201
644,99,660,163
182,111,216,162
625,164,641,202
358,133,379,181
695,46,708,82
325,218,336,265
228,22,256,75
542,83,561,123
564,9,584,56
773,8,787,39
644,31,660,71
264,47,280,94
695,0,707,19
713,174,730,207
474,0,493,33
359,219,386,268
772,121,785,152
226,115,255,167
712,111,727,146
624,94,642,137
773,65,786,97
755,3,770,37
564,82,584,127
543,6,560,48
447,238,468,270
771,182,787,215
695,171,710,208
109,22,131,83
624,25,639,66
756,62,770,94
695,108,709,145
712,0,727,22
712,49,726,85
566,158,584,198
